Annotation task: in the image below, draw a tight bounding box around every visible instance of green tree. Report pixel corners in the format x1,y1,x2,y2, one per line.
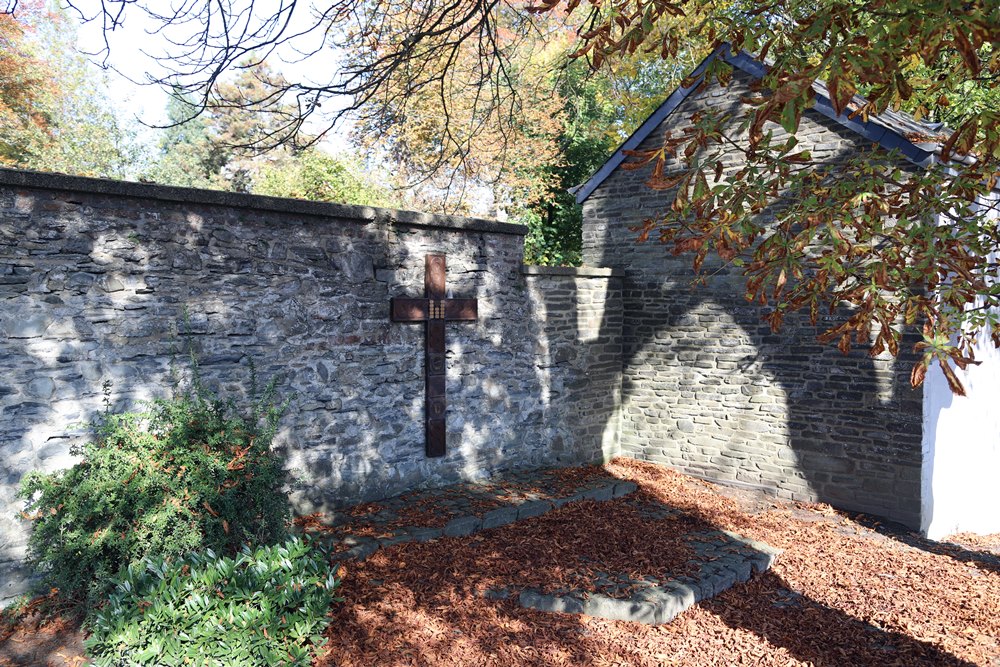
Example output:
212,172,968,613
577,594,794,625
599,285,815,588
145,92,231,190
22,5,143,179
254,148,397,207
520,60,617,266
0,5,54,166
146,61,387,203
145,62,296,191
519,24,712,266
0,2,141,177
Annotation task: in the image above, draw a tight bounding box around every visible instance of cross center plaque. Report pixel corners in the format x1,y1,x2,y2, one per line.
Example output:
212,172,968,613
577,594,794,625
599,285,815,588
390,254,478,457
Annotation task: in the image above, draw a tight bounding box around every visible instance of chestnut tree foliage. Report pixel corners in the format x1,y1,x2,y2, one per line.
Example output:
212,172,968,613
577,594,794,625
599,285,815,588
8,0,1000,391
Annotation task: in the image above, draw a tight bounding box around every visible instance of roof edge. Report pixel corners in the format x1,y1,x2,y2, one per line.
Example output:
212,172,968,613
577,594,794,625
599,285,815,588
574,44,730,204
575,44,936,204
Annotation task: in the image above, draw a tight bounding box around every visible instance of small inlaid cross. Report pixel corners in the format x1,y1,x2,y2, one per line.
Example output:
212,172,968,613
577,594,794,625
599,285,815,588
390,254,478,457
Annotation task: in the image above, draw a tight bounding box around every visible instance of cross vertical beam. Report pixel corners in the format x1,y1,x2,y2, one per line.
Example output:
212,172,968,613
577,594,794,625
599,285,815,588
390,254,478,457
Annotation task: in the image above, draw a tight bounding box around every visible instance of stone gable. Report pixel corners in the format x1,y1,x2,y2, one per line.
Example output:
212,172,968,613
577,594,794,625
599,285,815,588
581,69,923,527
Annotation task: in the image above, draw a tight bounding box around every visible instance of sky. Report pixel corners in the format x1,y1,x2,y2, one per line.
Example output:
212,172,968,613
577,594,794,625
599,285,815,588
74,7,168,126
70,1,353,152
45,1,489,212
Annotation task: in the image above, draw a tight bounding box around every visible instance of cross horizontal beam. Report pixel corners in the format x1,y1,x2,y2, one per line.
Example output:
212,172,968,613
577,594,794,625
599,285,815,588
390,298,478,322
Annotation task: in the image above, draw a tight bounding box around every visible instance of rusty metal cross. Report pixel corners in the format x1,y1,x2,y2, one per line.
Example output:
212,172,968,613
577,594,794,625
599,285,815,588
390,254,478,457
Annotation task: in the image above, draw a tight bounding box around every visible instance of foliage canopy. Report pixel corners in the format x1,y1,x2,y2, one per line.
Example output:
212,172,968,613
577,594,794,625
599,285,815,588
12,0,1000,389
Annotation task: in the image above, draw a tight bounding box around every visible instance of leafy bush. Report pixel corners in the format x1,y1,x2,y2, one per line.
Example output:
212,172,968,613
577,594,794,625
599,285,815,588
520,205,583,268
18,378,290,606
85,537,341,666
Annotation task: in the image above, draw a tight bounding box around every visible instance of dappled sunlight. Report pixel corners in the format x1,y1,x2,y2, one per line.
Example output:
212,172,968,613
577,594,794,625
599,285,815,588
307,459,995,666
575,277,609,344
623,298,803,497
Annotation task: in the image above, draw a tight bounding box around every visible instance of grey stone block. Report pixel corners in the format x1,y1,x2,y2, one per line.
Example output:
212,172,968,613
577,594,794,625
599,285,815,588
551,491,587,508
377,532,412,548
483,587,514,600
582,595,659,624
731,558,753,584
662,581,698,608
582,485,614,502
408,526,444,542
519,590,585,615
481,506,518,530
26,377,54,399
339,540,379,561
5,314,49,338
444,515,482,538
612,481,638,497
516,500,553,520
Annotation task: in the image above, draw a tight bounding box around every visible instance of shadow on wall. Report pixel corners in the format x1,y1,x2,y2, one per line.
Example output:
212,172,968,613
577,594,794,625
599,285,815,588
575,64,936,528
0,177,620,603
585,149,924,529
524,266,624,468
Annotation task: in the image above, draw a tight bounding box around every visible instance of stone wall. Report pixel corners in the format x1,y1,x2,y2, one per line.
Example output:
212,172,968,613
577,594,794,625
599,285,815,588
581,70,924,528
523,265,624,460
0,169,623,601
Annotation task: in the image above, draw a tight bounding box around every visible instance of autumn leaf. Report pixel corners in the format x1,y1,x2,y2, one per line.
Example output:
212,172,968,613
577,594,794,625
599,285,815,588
939,360,967,396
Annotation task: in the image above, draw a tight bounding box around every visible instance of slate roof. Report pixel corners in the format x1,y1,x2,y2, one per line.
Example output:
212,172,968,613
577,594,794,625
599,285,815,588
574,43,953,204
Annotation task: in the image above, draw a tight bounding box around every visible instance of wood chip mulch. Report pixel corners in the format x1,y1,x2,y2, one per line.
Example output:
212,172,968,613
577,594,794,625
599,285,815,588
4,458,1000,666
316,458,1000,667
295,465,622,542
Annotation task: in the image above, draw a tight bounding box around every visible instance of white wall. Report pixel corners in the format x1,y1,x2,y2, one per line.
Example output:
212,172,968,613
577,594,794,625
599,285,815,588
921,194,1000,540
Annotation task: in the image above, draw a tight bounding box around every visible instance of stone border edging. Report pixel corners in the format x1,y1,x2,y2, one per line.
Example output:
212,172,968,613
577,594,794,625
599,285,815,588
516,530,781,625
0,167,527,236
327,478,639,562
321,474,782,627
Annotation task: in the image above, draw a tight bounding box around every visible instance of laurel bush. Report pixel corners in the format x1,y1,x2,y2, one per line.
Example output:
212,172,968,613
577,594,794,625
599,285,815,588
17,377,290,606
85,537,341,666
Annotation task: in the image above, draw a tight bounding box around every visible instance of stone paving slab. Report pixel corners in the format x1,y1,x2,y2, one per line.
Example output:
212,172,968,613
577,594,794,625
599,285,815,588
303,467,639,562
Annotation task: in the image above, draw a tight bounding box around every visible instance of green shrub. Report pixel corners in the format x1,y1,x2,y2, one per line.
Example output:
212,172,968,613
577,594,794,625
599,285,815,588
18,378,290,606
84,537,341,666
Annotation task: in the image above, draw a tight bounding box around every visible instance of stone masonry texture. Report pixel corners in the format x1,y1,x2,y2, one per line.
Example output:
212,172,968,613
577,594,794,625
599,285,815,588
0,169,623,602
581,70,924,530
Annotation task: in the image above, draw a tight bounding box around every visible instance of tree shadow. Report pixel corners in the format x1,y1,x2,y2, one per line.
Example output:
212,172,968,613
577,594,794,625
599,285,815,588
702,571,977,666
582,77,926,529
844,512,1000,576
315,480,976,666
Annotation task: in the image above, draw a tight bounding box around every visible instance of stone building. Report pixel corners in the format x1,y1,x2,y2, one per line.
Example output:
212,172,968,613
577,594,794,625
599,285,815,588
575,44,999,542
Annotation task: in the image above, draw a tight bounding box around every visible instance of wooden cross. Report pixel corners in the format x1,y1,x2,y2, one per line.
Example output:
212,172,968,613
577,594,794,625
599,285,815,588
390,254,478,457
